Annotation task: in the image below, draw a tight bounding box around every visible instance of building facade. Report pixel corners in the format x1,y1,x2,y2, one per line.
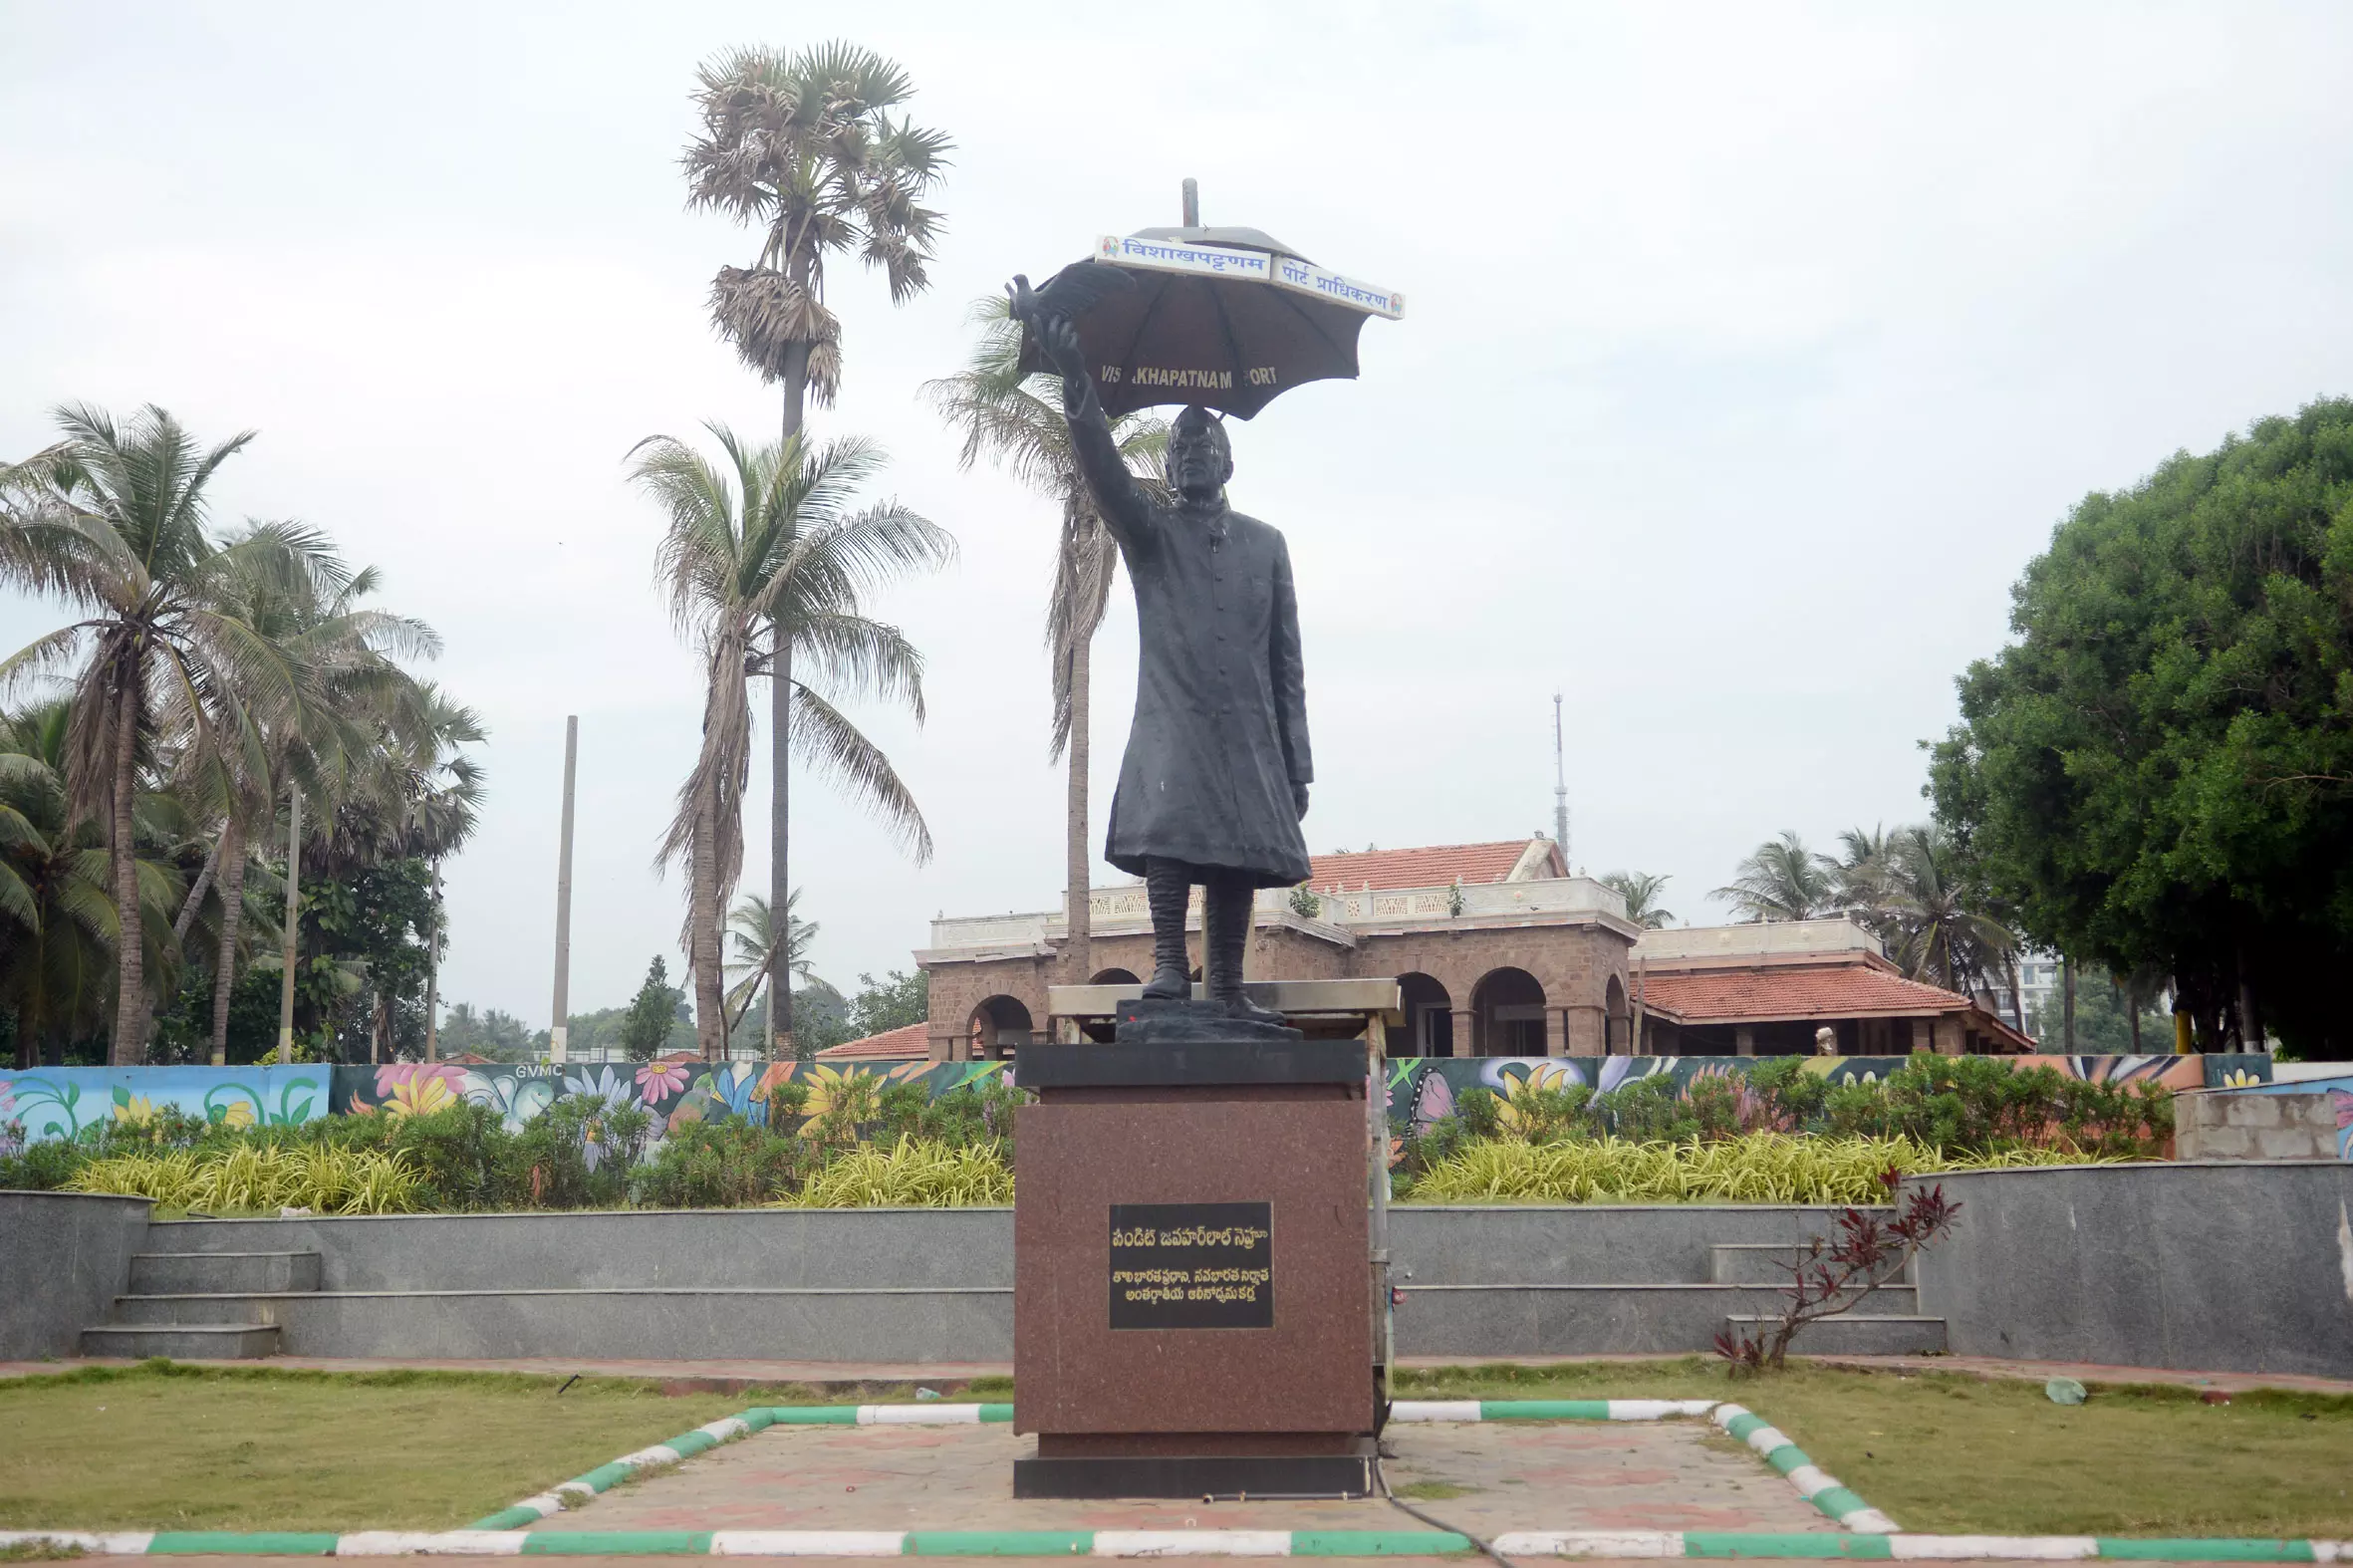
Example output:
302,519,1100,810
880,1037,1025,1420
917,838,1640,1061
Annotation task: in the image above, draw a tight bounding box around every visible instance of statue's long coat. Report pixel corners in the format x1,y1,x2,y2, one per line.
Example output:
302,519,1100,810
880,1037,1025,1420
1066,388,1313,887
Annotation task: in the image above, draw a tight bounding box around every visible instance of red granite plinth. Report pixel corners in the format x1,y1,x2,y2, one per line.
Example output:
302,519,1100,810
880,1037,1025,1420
1011,1039,1377,1498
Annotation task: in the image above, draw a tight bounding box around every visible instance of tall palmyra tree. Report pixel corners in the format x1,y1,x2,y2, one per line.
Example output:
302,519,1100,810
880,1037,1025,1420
683,43,950,1054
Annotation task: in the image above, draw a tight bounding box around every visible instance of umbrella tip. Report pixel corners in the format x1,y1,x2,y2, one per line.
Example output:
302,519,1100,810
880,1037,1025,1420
1180,177,1199,228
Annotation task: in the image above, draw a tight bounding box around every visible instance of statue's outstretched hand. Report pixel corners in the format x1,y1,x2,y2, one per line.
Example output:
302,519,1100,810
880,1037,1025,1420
1006,275,1089,386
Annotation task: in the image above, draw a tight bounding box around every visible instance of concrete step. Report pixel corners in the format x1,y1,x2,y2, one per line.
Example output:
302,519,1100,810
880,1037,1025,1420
80,1323,280,1360
131,1250,321,1294
1707,1243,1918,1286
1395,1281,1919,1357
1721,1313,1949,1356
111,1294,299,1326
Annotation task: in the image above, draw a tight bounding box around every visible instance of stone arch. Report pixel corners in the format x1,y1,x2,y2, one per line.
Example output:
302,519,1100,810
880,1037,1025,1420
1089,967,1142,986
1606,973,1630,1055
1396,971,1454,1058
967,995,1035,1060
1470,966,1547,1056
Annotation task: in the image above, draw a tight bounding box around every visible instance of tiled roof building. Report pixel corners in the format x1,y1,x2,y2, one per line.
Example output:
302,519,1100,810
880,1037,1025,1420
914,836,2031,1063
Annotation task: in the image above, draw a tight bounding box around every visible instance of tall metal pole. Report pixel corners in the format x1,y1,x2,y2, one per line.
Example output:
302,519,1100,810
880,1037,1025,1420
1181,176,1199,227
276,787,301,1065
549,715,578,1065
423,858,442,1063
1551,692,1570,863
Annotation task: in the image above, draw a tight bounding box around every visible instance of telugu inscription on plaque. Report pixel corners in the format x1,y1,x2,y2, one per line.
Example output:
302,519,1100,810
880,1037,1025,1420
1108,1201,1274,1330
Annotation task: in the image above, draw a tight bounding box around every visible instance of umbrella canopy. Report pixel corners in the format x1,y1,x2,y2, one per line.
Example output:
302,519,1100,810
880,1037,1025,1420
1014,226,1404,420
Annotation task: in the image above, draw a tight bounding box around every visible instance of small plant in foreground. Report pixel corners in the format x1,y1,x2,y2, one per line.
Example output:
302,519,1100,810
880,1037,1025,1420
1713,1170,1961,1373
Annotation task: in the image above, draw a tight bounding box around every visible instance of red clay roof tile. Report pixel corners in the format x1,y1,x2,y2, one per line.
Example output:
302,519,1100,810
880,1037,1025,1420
815,1021,930,1060
1306,840,1553,892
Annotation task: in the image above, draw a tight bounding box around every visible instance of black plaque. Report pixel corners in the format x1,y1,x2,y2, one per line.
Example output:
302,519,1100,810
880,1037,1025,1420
1108,1201,1274,1330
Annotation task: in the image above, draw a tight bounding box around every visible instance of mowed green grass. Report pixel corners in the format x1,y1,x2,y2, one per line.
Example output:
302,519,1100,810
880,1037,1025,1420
1396,1360,2353,1538
0,1364,792,1531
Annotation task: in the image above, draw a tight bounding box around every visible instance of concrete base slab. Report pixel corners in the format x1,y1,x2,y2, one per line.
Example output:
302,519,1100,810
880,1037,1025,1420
531,1421,1842,1537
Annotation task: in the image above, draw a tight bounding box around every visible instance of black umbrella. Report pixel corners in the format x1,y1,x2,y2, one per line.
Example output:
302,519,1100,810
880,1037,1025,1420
1011,224,1403,420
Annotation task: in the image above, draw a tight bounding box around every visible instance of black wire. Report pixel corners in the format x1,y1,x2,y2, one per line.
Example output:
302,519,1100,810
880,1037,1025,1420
1372,1456,1515,1568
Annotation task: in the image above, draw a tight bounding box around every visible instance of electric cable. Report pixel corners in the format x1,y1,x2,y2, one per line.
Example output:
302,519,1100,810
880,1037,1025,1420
1372,1455,1516,1568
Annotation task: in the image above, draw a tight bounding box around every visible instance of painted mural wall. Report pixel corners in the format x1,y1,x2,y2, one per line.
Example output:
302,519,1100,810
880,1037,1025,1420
0,1052,2272,1150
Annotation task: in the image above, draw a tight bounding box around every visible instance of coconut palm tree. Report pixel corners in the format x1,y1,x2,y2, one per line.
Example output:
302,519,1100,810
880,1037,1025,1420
720,890,820,1044
1874,823,2021,1002
175,537,447,1065
632,423,951,1058
1,700,123,1065
921,301,1169,980
1712,831,1840,922
0,406,319,1061
684,44,950,1047
1599,871,1677,929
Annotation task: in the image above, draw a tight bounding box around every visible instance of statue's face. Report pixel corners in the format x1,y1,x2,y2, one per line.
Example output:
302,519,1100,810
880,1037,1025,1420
1168,408,1232,497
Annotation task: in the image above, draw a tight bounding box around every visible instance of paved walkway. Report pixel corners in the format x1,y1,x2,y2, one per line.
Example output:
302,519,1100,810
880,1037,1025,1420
526,1420,1836,1537
8,1352,2349,1396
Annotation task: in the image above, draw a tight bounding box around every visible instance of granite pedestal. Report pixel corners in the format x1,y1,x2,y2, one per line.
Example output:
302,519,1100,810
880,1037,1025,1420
1011,1037,1380,1498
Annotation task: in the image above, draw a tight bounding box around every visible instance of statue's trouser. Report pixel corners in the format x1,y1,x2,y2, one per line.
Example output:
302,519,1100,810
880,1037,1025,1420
1141,857,1258,1005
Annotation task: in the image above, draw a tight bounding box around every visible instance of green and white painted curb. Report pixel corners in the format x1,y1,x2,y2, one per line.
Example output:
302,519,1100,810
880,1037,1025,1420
1390,1399,1719,1423
469,1407,1015,1529
3,1527,2347,1557
1712,1402,1896,1534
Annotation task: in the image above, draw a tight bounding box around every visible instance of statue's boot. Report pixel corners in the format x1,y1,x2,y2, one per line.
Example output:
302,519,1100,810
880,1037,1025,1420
1140,859,1194,1000
1205,880,1288,1027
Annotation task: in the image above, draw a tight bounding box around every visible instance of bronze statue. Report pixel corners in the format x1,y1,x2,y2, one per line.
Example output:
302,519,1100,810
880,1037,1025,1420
1016,293,1314,1030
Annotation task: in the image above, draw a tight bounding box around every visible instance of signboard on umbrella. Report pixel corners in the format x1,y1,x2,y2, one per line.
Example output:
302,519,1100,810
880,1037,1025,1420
1010,208,1403,419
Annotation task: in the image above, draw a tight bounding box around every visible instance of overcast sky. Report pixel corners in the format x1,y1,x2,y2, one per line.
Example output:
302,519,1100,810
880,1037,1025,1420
5,2,2350,1025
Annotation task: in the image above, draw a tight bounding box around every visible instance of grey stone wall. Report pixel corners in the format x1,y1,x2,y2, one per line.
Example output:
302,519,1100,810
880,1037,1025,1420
1904,1162,2353,1378
2176,1092,2346,1162
0,1191,151,1358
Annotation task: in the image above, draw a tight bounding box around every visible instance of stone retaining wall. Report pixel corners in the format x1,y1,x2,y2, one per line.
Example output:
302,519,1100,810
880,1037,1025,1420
1901,1161,2353,1379
0,1190,152,1358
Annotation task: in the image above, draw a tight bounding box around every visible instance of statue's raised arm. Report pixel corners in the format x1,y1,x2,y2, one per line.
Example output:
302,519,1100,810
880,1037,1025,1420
1007,275,1156,549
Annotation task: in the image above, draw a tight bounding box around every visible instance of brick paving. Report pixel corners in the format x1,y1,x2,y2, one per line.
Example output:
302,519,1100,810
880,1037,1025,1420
526,1420,1838,1537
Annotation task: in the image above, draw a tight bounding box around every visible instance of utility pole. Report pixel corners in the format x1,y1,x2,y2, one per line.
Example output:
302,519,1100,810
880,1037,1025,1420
1551,692,1570,863
549,715,578,1065
2061,954,2076,1052
276,787,301,1065
1182,176,1199,227
423,858,442,1063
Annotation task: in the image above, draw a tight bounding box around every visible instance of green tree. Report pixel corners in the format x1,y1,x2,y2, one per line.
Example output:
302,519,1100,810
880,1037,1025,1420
1928,398,2353,1053
922,300,1169,979
683,42,950,1062
845,966,926,1039
1599,870,1676,928
1871,824,2020,1005
0,407,312,1060
620,957,684,1061
631,424,949,1058
721,890,821,1055
1712,831,1839,921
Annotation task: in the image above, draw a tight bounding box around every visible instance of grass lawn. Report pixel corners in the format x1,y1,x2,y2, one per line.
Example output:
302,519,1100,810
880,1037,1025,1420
0,1363,834,1532
1396,1360,2353,1539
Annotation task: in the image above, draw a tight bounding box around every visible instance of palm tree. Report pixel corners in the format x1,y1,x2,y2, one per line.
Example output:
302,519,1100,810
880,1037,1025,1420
1,701,124,1065
921,301,1169,980
180,538,448,1065
0,406,311,1062
1874,823,2021,1002
632,424,950,1058
684,45,950,1048
683,42,951,447
1599,871,1676,929
1713,831,1840,922
720,890,820,1045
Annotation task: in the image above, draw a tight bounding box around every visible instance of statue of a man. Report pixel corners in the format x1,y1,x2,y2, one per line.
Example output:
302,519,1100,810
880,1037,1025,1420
1029,307,1314,1027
